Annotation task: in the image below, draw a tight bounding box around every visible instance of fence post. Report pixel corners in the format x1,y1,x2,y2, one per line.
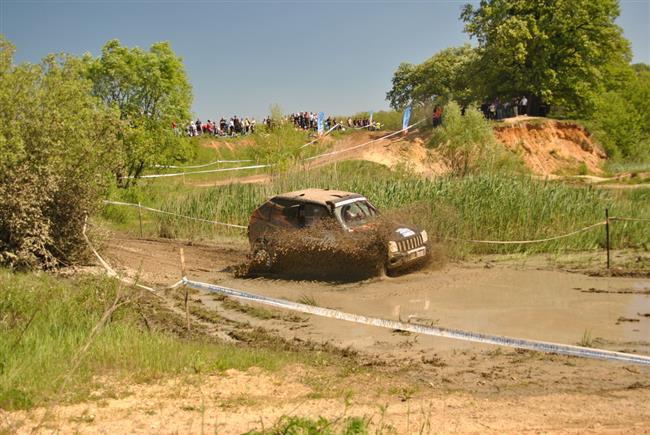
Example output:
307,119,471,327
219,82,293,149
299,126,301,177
179,248,190,332
138,202,143,238
605,208,610,270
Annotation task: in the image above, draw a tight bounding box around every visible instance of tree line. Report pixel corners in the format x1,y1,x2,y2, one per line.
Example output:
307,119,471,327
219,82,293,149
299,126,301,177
0,36,193,269
386,0,650,161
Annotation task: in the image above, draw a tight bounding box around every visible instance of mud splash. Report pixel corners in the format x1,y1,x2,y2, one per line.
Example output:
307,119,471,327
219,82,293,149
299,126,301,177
239,218,439,282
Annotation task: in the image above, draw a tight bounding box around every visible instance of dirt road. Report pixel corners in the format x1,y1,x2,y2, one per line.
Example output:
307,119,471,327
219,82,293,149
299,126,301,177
12,235,646,433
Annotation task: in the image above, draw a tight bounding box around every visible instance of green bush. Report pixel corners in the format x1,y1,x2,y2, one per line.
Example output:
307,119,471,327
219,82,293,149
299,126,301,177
429,102,517,175
589,91,643,160
0,37,121,269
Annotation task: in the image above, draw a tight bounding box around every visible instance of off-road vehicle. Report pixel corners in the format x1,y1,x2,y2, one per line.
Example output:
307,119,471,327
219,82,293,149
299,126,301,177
247,188,428,275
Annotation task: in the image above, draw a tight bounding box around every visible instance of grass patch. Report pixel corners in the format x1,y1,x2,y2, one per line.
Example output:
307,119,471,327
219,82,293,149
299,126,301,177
0,270,316,410
246,415,370,435
105,160,650,257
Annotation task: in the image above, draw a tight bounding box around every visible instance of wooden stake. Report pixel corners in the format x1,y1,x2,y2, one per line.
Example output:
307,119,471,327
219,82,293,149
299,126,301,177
605,208,611,270
179,248,190,331
138,202,143,238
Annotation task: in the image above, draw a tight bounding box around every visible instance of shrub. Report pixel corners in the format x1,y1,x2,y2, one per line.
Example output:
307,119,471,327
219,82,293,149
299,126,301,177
429,101,513,175
0,37,120,269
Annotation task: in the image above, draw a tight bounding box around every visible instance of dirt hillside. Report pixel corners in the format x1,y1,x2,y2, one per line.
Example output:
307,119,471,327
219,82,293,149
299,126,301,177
494,119,607,175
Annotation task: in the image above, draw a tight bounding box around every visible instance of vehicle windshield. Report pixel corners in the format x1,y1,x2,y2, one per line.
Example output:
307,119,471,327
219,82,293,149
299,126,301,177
334,200,378,229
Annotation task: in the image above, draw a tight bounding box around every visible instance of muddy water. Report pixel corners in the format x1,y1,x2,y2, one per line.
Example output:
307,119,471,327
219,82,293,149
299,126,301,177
221,265,650,355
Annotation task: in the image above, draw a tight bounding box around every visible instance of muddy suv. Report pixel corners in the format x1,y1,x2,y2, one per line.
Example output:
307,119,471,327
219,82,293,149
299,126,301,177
247,188,428,275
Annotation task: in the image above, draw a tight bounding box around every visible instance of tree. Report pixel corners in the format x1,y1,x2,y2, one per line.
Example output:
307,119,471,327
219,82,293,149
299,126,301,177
589,63,650,160
461,0,631,115
86,40,193,183
0,35,121,269
386,45,478,110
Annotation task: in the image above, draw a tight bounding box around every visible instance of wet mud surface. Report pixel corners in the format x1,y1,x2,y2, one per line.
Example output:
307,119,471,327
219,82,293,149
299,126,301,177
105,235,650,362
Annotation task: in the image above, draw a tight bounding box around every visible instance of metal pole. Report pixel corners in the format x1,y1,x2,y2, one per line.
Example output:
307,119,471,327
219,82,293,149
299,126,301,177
605,208,610,269
138,202,143,238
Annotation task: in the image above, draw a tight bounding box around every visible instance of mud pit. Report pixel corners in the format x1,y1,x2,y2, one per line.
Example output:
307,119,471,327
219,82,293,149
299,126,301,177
105,236,650,361
12,234,646,433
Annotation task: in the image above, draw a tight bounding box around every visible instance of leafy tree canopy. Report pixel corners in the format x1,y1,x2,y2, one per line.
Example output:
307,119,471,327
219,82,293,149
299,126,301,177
86,39,193,182
387,45,478,110
460,0,631,115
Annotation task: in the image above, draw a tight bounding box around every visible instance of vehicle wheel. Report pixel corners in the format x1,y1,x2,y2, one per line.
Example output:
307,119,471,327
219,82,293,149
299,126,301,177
252,242,273,273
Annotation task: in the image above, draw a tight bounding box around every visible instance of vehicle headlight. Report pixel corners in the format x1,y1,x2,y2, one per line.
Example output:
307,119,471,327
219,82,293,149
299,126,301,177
388,241,398,253
421,230,428,243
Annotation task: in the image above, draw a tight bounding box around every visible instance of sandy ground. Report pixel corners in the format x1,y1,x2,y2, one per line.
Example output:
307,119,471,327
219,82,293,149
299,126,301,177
6,235,649,434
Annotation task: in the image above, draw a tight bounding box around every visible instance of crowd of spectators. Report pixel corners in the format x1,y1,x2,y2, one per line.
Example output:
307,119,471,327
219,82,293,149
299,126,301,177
479,96,547,120
176,111,383,137
178,117,258,137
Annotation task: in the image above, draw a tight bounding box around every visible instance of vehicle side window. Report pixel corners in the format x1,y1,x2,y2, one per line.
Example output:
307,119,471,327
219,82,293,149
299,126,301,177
256,202,273,221
301,204,330,227
268,201,301,228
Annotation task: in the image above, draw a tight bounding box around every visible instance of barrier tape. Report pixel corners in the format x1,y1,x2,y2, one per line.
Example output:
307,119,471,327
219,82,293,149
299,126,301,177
128,163,272,179
305,119,426,161
299,123,343,149
102,200,247,230
183,277,650,366
82,219,183,295
610,216,650,223
153,159,254,169
445,221,607,245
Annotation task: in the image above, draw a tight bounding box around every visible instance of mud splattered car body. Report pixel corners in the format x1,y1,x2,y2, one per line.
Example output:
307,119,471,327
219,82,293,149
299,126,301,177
247,188,428,275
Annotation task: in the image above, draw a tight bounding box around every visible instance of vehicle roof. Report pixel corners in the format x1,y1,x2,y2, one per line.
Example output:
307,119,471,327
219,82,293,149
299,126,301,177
271,188,364,206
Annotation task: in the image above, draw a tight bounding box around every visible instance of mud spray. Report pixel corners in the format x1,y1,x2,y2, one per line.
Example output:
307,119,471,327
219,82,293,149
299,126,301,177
236,214,446,282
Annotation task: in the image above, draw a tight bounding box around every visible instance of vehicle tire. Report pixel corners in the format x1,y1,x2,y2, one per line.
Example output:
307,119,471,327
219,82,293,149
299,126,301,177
252,241,274,273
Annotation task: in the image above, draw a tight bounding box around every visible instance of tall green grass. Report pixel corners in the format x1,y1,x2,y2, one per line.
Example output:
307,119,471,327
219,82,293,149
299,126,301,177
105,161,650,255
0,271,315,410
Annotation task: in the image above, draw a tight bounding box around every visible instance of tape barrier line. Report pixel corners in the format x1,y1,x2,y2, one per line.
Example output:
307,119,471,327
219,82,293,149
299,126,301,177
446,221,607,245
153,159,254,169
130,163,272,179
82,220,184,295
610,216,650,223
102,200,247,230
183,278,650,366
299,123,343,149
305,119,426,161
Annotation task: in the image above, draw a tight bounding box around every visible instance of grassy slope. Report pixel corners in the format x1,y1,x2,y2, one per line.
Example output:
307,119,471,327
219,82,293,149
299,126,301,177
0,271,325,411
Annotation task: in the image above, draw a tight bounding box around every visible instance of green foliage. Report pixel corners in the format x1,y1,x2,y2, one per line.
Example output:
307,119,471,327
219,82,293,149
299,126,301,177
589,92,642,159
86,39,194,182
588,63,650,161
429,102,517,175
387,45,478,109
460,0,631,115
0,270,309,410
247,415,369,435
0,36,121,269
105,160,650,256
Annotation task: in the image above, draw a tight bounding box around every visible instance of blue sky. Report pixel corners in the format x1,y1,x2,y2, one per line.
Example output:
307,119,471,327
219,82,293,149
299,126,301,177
2,0,649,120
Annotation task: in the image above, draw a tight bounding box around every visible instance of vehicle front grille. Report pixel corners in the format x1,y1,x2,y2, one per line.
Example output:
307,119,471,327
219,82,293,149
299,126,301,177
397,234,424,252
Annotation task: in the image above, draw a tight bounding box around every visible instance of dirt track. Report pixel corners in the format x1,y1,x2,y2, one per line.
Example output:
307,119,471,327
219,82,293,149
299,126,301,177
7,234,650,433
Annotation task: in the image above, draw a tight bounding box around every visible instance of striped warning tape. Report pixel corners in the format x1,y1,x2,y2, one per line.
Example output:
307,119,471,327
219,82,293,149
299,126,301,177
102,200,247,229
183,278,650,366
